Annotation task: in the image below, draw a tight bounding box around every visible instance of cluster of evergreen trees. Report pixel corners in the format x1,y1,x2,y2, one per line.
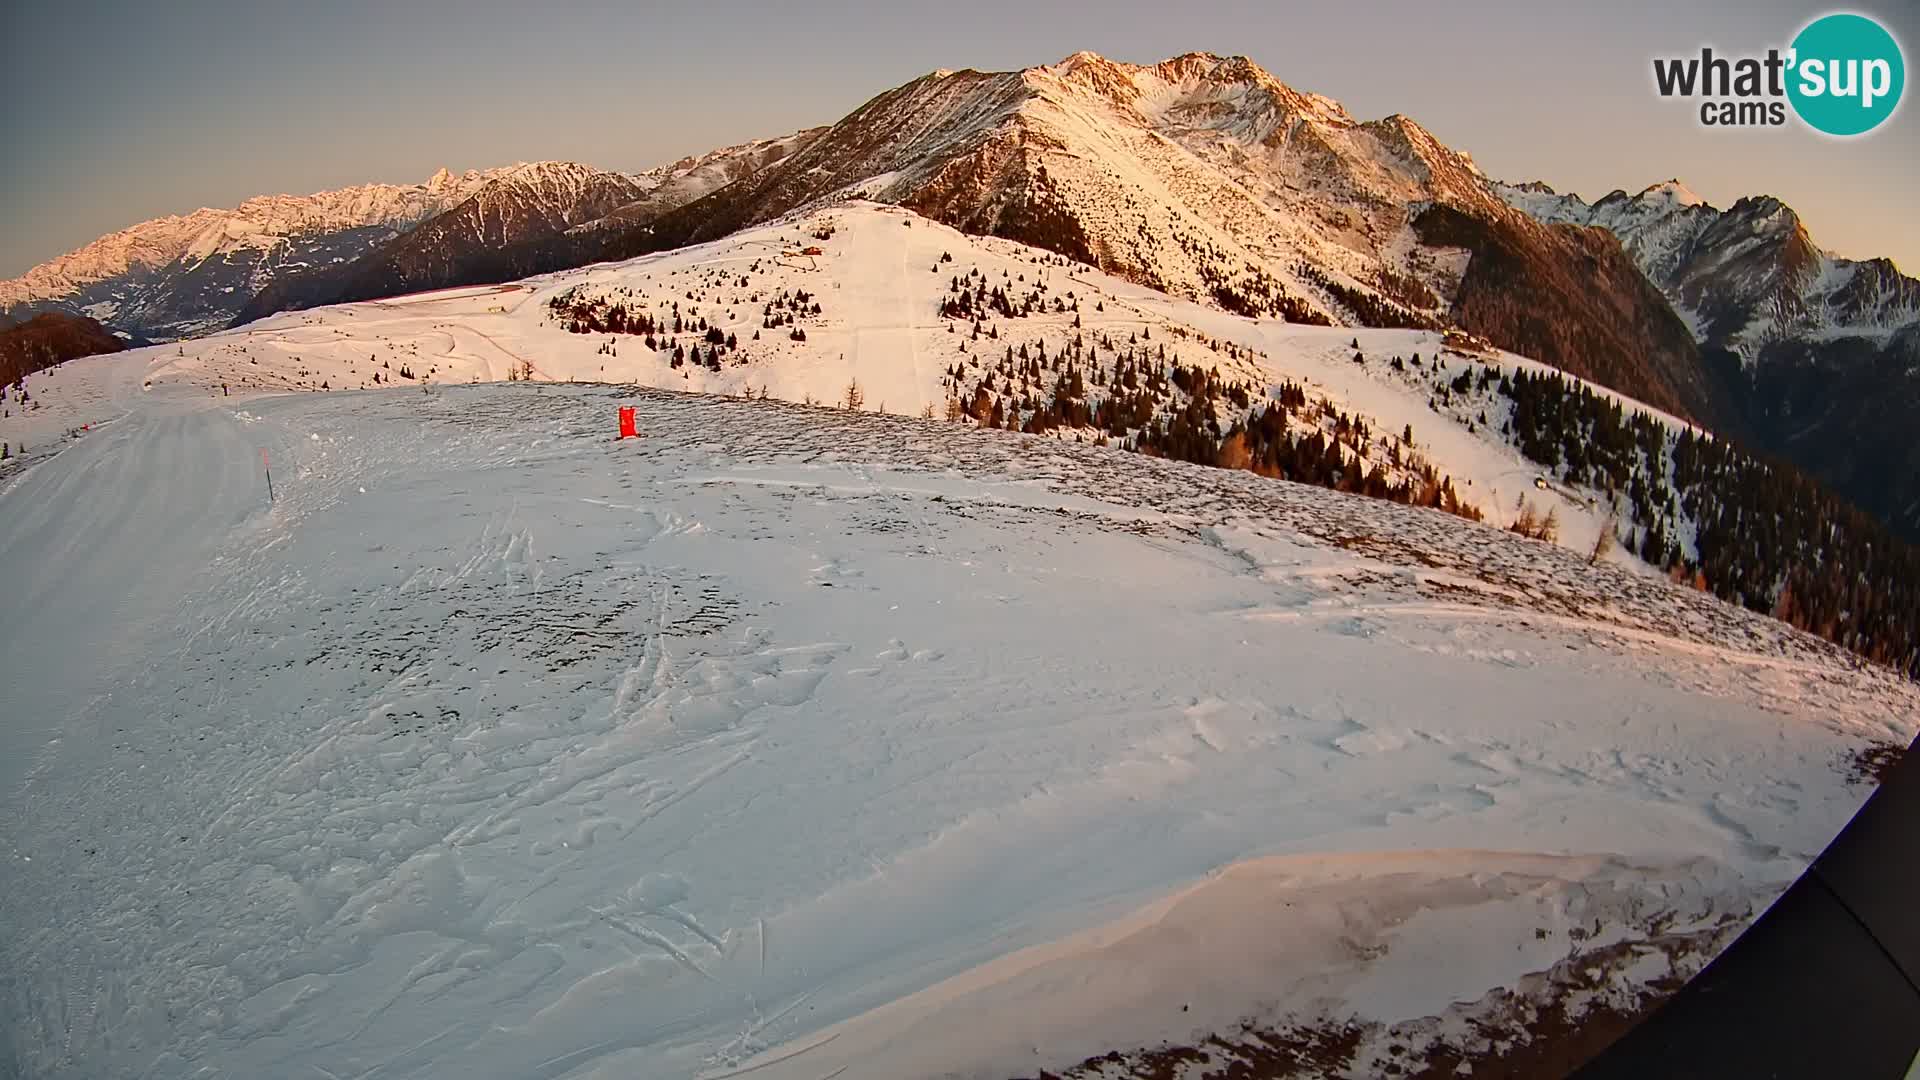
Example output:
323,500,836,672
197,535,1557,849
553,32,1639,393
1,376,27,419
1675,431,1920,675
548,286,660,338
1500,368,1667,495
1498,366,1920,678
761,289,820,329
1196,400,1479,519
548,288,760,343
544,278,823,375
1163,223,1321,323
940,266,1064,321
939,322,1482,525
1294,262,1438,331
363,357,419,384
1410,204,1706,423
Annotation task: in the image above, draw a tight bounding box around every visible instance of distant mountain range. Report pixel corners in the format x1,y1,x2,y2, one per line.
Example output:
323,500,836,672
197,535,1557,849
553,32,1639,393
4,50,1914,535
1498,179,1920,538
233,130,824,323
0,167,513,340
0,134,823,344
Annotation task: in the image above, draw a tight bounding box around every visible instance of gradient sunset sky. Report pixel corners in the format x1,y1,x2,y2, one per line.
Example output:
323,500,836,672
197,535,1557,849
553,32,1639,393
4,0,1915,277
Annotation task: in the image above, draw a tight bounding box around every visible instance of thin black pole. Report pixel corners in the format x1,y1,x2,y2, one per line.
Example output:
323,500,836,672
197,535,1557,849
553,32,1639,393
262,448,275,503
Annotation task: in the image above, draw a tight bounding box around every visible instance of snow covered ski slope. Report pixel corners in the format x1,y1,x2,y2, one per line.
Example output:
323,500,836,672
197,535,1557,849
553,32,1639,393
6,203,1714,573
2,365,1915,1077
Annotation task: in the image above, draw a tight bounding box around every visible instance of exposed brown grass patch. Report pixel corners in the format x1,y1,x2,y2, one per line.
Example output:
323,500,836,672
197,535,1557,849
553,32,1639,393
1847,741,1907,786
1018,917,1736,1080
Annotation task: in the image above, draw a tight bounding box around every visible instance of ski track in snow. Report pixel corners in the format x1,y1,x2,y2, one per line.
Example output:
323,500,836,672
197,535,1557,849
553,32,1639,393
1,378,1916,1080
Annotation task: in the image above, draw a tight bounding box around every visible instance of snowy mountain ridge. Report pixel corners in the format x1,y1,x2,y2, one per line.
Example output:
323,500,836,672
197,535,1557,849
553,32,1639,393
581,128,830,234
230,130,827,326
1494,178,1920,357
258,163,657,305
628,50,1505,319
8,51,1735,429
539,50,1716,428
13,50,1919,544
0,166,515,306
0,135,821,343
0,147,834,318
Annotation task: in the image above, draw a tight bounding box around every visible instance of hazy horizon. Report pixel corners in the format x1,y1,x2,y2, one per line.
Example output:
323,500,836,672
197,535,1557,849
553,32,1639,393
5,0,1915,278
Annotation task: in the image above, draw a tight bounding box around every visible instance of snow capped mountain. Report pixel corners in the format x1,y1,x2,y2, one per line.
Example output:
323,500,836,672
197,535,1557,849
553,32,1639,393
5,134,823,344
18,50,1919,542
10,53,1727,431
6,166,494,295
0,167,518,340
553,51,1718,426
234,132,824,325
1496,178,1920,356
581,127,830,233
613,51,1504,321
234,161,653,319
1496,178,1920,539
386,161,656,257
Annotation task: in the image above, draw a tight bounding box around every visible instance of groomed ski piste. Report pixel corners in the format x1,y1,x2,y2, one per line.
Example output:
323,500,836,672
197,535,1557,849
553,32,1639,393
3,204,1916,1079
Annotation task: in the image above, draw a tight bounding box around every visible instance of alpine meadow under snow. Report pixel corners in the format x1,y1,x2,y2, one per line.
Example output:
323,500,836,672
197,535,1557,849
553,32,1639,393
3,199,1917,1078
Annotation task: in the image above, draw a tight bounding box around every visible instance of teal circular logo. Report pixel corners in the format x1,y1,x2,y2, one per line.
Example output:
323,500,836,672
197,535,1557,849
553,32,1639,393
1787,13,1905,136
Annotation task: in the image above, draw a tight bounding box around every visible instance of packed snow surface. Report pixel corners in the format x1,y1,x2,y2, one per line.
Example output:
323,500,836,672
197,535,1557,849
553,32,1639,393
3,356,1915,1078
